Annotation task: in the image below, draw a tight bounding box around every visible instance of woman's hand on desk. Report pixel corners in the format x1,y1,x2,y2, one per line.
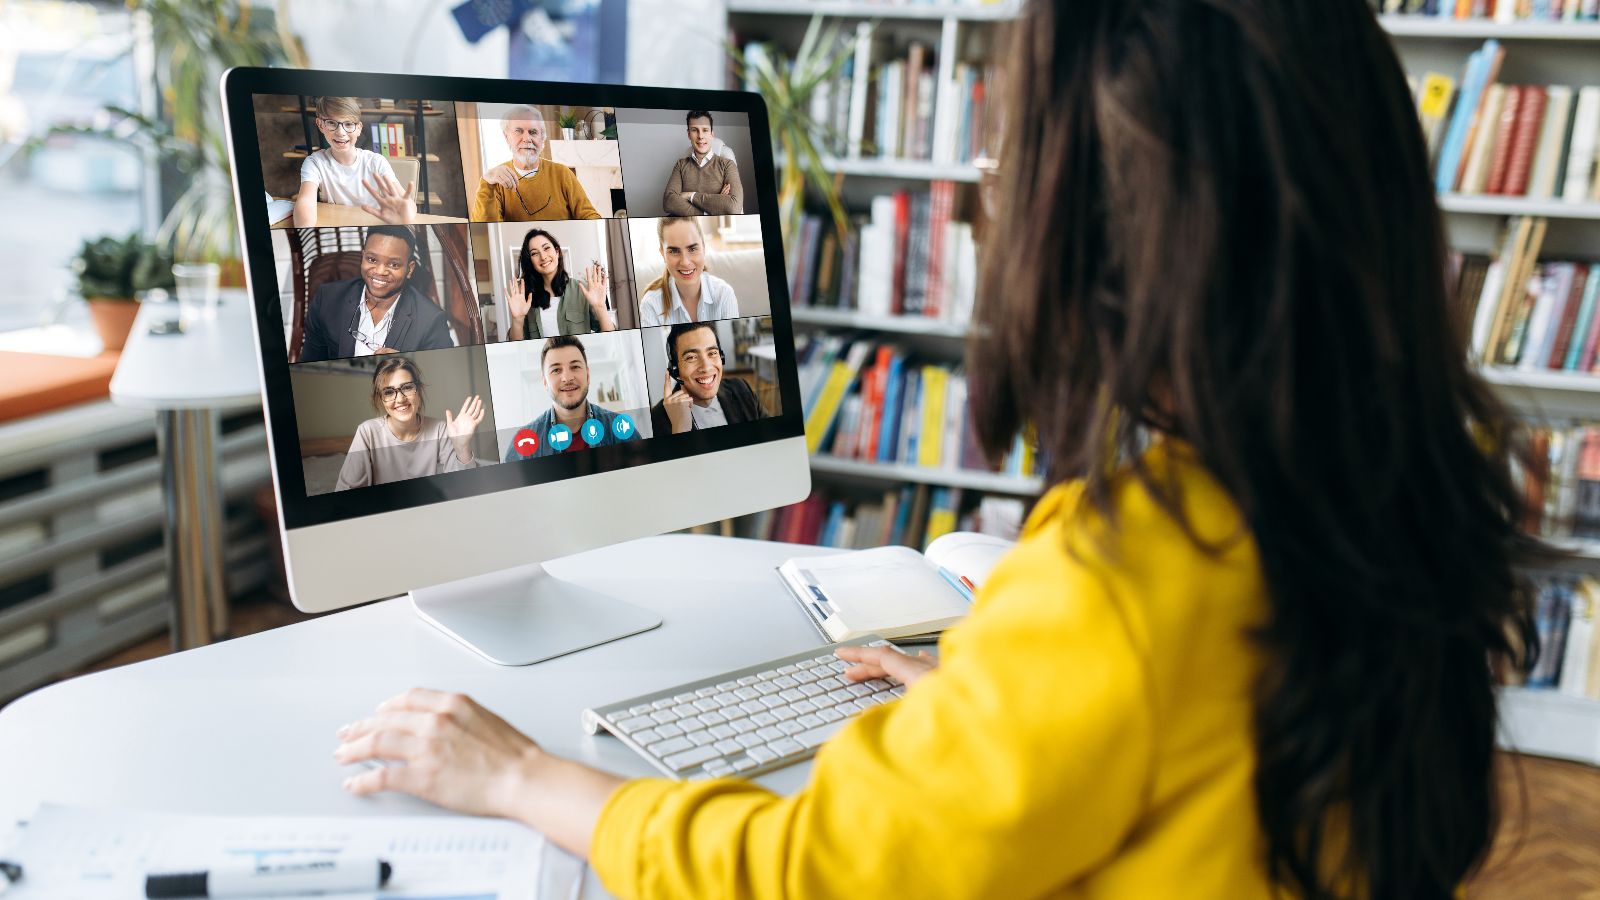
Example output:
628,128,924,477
333,688,624,861
837,644,937,687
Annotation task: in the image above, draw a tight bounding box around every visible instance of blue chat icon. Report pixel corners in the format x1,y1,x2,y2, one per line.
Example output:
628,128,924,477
547,424,572,450
611,413,636,441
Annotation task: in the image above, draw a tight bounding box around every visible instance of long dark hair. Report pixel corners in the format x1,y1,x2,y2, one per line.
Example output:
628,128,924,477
968,2,1545,897
518,228,568,313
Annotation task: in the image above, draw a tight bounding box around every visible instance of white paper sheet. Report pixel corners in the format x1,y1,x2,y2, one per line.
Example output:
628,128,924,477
4,803,583,899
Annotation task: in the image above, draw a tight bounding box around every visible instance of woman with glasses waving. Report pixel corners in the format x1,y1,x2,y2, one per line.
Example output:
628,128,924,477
334,357,485,491
292,95,416,228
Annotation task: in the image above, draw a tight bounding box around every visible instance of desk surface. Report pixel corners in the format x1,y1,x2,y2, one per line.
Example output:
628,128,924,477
271,201,468,229
109,295,262,410
0,535,845,894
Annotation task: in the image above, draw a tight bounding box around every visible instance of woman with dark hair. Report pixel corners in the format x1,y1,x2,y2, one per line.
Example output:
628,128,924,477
334,2,1544,896
334,356,486,491
504,227,614,339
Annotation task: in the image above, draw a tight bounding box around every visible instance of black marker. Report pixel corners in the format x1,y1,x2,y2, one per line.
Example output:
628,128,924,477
144,858,391,898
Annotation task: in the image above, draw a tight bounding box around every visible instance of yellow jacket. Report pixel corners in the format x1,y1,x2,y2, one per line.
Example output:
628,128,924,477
592,441,1279,898
471,159,600,221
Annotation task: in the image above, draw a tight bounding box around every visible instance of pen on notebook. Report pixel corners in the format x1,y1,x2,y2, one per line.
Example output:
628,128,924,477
144,857,392,899
937,567,975,601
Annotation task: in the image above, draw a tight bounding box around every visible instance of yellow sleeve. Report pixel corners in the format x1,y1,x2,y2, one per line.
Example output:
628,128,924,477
560,165,600,220
590,528,1156,899
472,180,503,222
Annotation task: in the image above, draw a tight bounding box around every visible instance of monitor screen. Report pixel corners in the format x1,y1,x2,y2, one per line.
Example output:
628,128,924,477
223,71,804,533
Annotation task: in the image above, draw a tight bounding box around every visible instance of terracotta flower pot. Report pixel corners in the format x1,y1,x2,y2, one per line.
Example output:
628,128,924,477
86,297,140,352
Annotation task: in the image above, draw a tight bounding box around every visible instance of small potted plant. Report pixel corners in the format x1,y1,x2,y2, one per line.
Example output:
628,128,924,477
557,109,579,142
74,233,175,352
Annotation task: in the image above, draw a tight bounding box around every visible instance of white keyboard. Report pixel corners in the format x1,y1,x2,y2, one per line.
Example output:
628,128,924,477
581,637,904,780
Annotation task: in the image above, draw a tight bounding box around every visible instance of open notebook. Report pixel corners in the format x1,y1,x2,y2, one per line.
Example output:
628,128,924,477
777,532,1014,642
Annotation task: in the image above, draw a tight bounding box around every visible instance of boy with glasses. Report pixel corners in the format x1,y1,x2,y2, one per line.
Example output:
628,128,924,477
292,96,416,227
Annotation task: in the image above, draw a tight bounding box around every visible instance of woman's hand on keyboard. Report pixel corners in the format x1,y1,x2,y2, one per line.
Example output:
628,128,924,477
836,645,937,687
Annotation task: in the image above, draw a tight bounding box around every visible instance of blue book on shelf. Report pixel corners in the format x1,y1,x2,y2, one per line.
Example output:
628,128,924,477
820,501,847,548
1567,269,1600,371
877,353,906,463
1435,42,1496,196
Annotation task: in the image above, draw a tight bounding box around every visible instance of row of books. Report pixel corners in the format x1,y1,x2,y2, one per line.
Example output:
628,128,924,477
1511,420,1600,539
1512,573,1600,700
1379,0,1600,19
788,184,978,323
727,484,1026,551
798,335,1041,478
1459,217,1600,370
1414,41,1600,202
739,31,994,166
369,123,414,159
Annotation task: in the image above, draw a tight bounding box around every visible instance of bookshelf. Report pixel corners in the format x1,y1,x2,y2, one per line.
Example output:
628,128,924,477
730,0,1024,536
1387,17,1600,765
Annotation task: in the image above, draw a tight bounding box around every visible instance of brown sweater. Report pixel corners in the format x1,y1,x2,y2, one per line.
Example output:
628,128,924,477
663,155,745,216
473,160,600,221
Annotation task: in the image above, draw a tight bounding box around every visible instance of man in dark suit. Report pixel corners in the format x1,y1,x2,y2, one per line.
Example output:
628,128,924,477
650,322,765,436
296,225,455,363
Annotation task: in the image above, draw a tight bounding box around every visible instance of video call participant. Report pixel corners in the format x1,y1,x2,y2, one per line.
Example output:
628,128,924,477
637,217,739,327
650,322,762,435
292,96,416,227
473,105,600,222
502,336,629,461
662,111,744,217
334,357,484,491
504,228,615,339
298,226,455,363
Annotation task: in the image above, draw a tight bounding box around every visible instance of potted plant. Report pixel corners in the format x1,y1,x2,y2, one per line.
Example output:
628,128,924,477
557,109,580,142
74,233,176,352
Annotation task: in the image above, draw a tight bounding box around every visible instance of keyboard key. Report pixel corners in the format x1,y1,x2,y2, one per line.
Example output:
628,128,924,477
794,669,820,684
828,660,851,673
777,720,805,736
777,688,805,702
755,725,785,742
846,683,874,698
731,756,757,772
696,687,720,697
697,712,727,727
715,681,738,691
649,710,679,725
750,711,778,727
795,719,849,749
772,707,799,722
709,724,737,740
678,717,707,734
693,698,721,711
816,707,843,723
688,730,719,747
655,723,685,739
616,715,655,733
867,694,893,706
792,699,818,714
738,700,766,715
819,675,847,690
649,736,695,756
813,654,835,665
747,746,778,764
673,704,699,719
865,679,891,692
777,664,799,674
754,682,781,696
734,687,760,701
714,738,744,755
704,760,735,777
799,683,826,698
628,704,654,715
890,685,906,697
767,738,805,756
759,696,786,710
827,688,855,705
673,692,697,704
796,714,824,729
737,676,759,686
735,733,765,748
773,675,800,689
664,745,721,771
730,718,759,734
653,698,676,710
632,727,661,745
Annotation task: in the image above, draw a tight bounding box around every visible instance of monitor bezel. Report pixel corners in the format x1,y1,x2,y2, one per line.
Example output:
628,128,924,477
222,67,806,532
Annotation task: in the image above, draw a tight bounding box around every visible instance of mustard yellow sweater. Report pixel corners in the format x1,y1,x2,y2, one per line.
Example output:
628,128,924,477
592,441,1279,898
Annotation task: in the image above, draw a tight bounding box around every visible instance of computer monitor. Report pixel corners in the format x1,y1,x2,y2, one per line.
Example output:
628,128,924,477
221,68,808,665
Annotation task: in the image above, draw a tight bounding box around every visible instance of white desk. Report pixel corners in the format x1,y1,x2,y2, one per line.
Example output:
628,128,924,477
110,297,262,650
0,535,844,898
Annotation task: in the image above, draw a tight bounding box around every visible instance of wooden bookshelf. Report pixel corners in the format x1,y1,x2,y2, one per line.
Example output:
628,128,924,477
810,455,1041,495
1439,194,1600,220
728,0,1018,21
1379,16,1600,41
792,307,968,338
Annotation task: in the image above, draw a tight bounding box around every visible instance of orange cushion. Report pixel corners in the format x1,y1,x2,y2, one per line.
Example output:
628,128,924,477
0,351,122,423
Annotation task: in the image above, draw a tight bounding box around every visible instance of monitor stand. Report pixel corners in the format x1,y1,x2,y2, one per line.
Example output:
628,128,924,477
411,562,662,666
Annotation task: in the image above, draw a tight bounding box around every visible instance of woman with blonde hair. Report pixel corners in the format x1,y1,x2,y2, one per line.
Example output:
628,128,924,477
638,216,739,327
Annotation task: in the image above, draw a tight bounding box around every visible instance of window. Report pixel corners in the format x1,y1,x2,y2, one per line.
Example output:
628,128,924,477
0,1,149,334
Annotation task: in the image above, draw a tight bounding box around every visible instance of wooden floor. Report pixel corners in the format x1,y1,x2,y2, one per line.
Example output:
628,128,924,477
81,598,1600,897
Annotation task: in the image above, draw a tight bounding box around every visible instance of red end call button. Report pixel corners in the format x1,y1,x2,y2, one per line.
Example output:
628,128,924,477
513,428,539,457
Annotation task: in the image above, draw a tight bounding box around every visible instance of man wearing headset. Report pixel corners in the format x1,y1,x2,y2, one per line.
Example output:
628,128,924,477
651,322,764,435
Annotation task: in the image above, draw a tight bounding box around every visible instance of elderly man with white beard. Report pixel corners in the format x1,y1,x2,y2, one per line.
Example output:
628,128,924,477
472,104,600,222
